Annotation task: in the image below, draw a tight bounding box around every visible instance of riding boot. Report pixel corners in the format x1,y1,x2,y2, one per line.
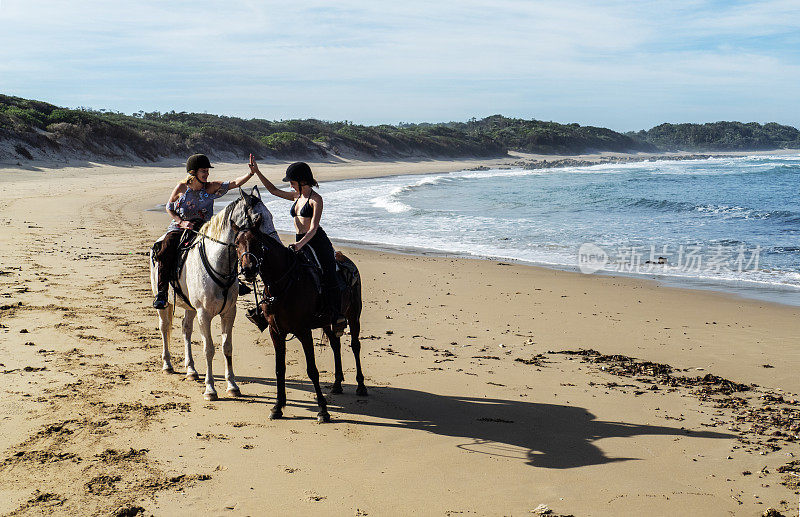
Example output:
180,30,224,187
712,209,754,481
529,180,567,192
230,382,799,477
153,260,169,309
325,285,347,337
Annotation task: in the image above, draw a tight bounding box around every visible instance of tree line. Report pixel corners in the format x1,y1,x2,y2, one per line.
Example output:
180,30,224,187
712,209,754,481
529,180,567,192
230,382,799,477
1,94,797,162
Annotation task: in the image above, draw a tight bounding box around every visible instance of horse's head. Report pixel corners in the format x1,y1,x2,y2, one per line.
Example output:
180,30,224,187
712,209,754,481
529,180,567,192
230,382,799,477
230,186,285,282
228,188,264,282
232,221,262,282
230,186,279,238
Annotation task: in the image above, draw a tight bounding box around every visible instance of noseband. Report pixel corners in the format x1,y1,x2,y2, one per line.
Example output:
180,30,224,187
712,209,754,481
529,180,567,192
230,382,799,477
238,250,261,272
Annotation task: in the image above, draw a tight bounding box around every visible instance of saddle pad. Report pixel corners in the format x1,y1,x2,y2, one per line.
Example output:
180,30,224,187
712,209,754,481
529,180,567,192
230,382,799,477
335,252,360,288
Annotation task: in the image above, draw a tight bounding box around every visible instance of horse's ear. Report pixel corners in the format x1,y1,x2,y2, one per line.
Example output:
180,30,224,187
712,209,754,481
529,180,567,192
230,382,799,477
251,185,261,199
239,187,246,199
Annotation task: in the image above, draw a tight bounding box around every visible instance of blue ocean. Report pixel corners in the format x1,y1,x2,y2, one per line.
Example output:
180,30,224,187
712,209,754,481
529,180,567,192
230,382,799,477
248,154,800,306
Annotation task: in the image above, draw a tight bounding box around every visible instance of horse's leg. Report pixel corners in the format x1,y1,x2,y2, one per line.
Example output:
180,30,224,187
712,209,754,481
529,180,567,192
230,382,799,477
298,329,330,423
349,316,368,396
322,326,344,394
220,306,240,397
183,309,199,381
269,327,286,419
197,310,217,401
158,306,174,373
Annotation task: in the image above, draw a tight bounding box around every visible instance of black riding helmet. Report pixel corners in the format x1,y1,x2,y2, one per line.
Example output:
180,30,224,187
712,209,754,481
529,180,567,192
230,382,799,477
283,162,318,187
186,153,213,172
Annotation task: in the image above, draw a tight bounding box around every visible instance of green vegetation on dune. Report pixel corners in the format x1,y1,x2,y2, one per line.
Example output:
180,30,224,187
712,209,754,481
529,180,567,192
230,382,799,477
444,115,651,154
1,94,797,163
628,122,800,151
0,95,509,161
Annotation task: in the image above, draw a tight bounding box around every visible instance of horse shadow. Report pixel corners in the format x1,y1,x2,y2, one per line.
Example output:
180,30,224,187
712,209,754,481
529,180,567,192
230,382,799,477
229,375,734,469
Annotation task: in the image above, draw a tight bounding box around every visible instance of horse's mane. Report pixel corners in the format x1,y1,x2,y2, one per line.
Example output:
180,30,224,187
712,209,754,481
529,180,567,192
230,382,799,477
194,199,238,243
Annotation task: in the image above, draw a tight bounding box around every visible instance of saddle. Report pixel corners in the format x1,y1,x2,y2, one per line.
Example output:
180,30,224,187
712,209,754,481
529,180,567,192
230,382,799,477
247,249,358,332
173,232,195,278
297,248,359,295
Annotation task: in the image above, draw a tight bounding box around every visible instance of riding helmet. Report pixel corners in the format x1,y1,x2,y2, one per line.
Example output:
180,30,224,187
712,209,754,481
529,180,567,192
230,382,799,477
283,162,317,186
186,153,213,172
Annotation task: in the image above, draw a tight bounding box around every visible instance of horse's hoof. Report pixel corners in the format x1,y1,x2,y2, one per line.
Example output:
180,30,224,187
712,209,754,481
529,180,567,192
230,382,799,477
204,392,218,401
356,385,368,397
269,410,283,420
317,412,331,424
328,384,343,394
227,388,241,397
163,366,174,374
186,372,199,381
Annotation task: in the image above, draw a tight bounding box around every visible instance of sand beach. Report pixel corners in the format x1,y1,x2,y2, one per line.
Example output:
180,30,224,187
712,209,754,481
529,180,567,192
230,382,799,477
0,157,799,516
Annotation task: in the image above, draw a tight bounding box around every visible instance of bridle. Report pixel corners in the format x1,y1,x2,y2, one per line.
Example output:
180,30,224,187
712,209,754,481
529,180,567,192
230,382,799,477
234,206,300,319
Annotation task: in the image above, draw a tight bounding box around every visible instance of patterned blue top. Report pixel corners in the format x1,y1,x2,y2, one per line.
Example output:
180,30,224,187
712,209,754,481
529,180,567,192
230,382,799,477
166,182,231,232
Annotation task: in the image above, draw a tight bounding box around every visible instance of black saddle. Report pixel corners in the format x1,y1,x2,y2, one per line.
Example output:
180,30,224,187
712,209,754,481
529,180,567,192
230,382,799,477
149,226,201,308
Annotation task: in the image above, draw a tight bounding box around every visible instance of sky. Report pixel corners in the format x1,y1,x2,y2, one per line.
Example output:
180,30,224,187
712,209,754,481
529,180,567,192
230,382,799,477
0,0,798,131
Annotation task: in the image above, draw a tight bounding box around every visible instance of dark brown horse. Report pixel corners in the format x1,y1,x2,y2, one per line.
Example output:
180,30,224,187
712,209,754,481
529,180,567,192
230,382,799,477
235,221,366,423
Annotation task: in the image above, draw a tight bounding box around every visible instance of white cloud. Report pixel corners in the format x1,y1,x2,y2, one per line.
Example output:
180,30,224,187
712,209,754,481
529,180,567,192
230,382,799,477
0,0,798,129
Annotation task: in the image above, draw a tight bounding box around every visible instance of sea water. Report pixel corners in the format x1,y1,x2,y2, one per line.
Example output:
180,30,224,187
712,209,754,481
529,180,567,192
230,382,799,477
234,154,800,306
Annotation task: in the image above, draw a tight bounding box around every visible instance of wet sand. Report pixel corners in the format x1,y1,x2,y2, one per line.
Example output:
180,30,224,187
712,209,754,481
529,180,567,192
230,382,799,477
0,159,798,516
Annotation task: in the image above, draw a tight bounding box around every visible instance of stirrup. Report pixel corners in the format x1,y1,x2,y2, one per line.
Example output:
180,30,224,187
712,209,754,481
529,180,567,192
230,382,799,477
246,307,269,332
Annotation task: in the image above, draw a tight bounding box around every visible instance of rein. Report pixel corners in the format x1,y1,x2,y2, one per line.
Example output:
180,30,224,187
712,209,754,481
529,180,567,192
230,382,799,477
171,225,241,313
184,227,237,248
200,232,240,314
243,226,299,316
235,198,301,340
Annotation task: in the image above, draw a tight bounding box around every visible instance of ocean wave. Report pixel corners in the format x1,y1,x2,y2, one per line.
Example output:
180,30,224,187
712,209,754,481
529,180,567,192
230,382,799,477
370,185,413,213
368,174,454,213
370,195,412,213
459,168,547,179
626,198,697,211
695,205,799,221
741,154,800,162
623,197,799,221
457,164,631,179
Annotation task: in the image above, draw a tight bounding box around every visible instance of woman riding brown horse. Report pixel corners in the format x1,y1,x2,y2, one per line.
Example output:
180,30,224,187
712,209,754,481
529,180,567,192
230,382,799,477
234,202,366,423
247,155,347,335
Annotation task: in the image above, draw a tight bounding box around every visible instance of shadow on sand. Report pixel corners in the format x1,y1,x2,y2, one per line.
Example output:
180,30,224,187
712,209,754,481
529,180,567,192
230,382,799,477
231,375,734,469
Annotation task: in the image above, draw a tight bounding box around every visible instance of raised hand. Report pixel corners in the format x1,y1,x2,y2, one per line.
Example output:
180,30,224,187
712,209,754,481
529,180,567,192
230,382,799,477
249,153,260,173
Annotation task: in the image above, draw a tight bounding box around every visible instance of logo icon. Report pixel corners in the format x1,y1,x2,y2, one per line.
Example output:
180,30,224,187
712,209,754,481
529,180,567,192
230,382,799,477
578,243,607,274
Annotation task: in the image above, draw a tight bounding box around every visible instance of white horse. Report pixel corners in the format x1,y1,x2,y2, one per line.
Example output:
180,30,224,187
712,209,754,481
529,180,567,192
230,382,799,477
149,187,279,400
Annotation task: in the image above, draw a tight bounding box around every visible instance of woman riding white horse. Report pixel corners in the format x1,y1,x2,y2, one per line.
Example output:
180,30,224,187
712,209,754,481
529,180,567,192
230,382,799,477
153,153,254,308
150,154,253,400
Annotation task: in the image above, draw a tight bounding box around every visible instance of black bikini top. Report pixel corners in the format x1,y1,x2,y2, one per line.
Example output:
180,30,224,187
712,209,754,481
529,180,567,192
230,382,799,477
290,196,313,218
